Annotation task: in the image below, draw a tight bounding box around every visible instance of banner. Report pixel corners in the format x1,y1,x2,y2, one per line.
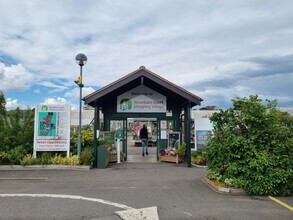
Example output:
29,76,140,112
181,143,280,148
33,105,70,156
117,85,166,113
196,131,212,150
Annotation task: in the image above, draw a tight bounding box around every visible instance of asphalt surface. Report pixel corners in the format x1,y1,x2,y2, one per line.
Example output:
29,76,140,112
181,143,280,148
0,142,292,220
0,158,292,220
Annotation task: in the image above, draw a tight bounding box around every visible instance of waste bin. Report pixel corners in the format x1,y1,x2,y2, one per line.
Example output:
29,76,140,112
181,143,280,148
97,145,108,168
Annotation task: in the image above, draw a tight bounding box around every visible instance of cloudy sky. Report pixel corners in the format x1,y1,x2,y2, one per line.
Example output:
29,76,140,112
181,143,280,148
0,0,292,110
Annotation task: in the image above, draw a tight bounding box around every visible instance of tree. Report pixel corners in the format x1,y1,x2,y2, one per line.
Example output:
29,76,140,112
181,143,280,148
276,111,293,127
199,106,219,110
206,95,293,196
4,108,34,153
0,91,6,116
0,91,7,148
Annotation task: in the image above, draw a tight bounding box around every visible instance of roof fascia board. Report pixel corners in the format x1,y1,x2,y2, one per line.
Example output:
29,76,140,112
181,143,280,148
85,67,203,106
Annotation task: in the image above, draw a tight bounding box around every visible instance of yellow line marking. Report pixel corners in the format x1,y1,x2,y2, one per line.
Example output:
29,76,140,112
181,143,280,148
268,196,293,212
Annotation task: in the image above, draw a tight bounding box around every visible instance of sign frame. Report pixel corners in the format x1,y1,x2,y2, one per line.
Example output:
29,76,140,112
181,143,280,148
117,85,167,113
33,104,71,157
168,132,181,149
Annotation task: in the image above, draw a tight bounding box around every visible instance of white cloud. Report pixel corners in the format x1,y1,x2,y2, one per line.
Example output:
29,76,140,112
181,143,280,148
6,98,18,110
41,97,77,110
64,87,95,100
33,89,40,94
41,97,68,105
38,81,68,89
0,63,34,92
0,1,293,108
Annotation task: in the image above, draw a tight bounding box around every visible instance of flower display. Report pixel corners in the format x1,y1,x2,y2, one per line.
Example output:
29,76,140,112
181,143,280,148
160,148,177,157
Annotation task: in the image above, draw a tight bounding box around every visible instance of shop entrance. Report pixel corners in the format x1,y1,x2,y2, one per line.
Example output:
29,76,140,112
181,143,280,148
108,116,178,162
84,66,203,167
127,118,157,162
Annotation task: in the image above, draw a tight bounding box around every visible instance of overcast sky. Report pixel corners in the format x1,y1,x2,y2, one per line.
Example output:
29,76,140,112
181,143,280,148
0,0,292,110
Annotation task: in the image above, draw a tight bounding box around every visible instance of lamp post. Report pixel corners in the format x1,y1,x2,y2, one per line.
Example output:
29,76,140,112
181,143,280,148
75,53,87,157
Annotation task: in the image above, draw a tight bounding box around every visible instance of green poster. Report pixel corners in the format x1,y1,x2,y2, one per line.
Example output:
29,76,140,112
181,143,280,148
38,112,57,136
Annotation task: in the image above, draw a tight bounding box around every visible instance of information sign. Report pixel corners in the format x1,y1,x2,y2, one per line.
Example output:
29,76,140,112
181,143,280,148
33,105,70,156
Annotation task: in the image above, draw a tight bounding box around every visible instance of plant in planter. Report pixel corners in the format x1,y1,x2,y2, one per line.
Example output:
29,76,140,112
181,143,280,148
176,142,186,158
160,142,186,164
109,147,125,162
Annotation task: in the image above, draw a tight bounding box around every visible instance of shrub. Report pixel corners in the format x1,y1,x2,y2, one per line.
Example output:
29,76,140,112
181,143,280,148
0,151,9,165
40,152,52,165
21,155,40,166
62,155,80,165
50,154,80,165
206,96,293,196
191,150,207,165
7,146,27,165
176,142,186,158
80,149,94,165
83,146,94,154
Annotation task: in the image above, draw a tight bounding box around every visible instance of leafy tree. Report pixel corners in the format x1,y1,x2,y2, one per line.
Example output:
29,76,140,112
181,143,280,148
199,106,219,110
276,111,293,127
0,91,6,115
206,95,293,196
2,107,34,154
0,91,7,149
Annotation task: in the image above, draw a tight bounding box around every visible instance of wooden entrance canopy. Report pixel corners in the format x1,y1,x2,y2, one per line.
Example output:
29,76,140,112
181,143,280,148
84,66,203,167
84,66,202,108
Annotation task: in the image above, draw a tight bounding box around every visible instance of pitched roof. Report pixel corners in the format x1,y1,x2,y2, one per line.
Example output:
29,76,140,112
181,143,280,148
84,66,203,107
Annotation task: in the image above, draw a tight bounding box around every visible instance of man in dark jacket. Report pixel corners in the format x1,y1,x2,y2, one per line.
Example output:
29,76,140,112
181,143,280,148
139,124,148,156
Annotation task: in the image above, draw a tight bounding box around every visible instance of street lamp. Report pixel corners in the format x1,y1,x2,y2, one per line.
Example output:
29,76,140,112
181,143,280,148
75,53,87,157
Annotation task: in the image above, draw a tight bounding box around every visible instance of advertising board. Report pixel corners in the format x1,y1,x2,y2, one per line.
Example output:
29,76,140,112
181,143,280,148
33,105,71,156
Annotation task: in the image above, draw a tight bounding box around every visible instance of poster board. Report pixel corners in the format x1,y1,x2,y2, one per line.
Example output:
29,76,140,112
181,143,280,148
168,132,180,149
196,131,212,150
160,120,167,139
33,104,70,156
194,118,213,150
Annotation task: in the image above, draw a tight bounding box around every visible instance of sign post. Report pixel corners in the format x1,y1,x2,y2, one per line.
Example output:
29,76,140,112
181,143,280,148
116,128,124,163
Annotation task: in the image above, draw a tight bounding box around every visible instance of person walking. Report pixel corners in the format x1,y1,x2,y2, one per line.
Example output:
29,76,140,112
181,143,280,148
139,124,148,156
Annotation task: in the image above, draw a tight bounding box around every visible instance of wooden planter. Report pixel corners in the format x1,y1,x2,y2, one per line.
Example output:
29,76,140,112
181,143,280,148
109,155,124,163
160,155,182,164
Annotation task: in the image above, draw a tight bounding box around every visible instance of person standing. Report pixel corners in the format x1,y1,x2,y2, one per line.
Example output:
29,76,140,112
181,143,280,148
139,124,148,156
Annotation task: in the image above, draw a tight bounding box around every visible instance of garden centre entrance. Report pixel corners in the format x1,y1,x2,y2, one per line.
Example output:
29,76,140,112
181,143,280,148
84,66,203,167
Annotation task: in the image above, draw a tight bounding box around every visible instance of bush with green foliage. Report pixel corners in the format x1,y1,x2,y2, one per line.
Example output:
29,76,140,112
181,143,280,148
206,95,293,196
21,155,40,166
72,130,94,148
176,142,186,158
39,152,53,165
50,154,80,165
191,149,207,165
71,129,95,155
7,146,27,165
0,92,34,157
0,151,9,165
80,148,94,165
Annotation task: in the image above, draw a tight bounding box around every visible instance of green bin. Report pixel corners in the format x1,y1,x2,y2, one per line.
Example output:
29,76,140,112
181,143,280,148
97,145,108,168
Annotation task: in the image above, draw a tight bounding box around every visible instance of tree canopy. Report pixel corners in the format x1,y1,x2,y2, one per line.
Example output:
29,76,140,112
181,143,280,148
0,91,35,164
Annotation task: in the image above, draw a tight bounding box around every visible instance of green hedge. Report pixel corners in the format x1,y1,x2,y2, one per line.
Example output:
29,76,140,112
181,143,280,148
206,96,293,196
